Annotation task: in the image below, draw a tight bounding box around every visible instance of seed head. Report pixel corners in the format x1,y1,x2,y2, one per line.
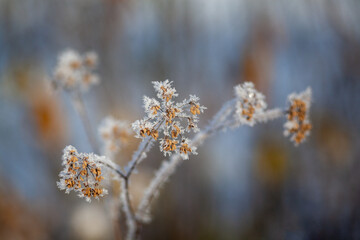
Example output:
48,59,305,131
234,82,267,126
57,146,108,202
284,87,312,145
52,49,99,92
132,80,204,159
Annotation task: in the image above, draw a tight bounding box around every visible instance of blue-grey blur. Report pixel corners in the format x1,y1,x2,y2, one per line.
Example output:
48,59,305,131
1,0,360,239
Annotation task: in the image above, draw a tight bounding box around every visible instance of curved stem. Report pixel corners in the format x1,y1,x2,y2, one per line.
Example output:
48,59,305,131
136,105,284,222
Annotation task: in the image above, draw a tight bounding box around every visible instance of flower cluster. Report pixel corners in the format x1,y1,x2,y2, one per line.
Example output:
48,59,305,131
57,145,107,202
284,87,312,145
99,116,131,158
53,49,99,92
132,80,206,159
234,82,267,126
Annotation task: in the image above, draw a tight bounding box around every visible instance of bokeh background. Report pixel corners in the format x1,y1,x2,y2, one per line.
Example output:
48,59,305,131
1,0,360,239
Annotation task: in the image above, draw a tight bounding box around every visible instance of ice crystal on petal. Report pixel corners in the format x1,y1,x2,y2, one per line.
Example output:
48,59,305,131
57,145,107,202
53,49,100,92
152,79,178,102
234,82,267,126
284,87,312,145
143,96,161,118
132,80,205,160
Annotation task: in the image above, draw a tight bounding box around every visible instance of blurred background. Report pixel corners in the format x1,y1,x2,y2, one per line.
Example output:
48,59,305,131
1,0,360,239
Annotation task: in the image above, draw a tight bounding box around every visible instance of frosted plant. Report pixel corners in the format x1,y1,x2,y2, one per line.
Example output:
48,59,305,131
284,87,312,145
52,49,313,240
53,49,99,92
57,145,108,202
234,82,267,126
51,49,101,153
132,80,206,160
99,116,131,159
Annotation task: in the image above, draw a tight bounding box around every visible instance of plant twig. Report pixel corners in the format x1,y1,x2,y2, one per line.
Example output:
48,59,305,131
125,119,164,178
136,105,284,223
72,91,100,154
121,178,137,240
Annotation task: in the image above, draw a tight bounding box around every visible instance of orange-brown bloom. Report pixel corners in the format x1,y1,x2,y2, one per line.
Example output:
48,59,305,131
190,103,201,115
162,139,178,152
180,143,192,154
57,146,108,202
132,80,204,159
284,87,312,145
234,82,267,126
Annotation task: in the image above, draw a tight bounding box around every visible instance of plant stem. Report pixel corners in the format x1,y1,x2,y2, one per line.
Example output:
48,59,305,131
125,119,164,178
121,178,137,240
72,91,100,154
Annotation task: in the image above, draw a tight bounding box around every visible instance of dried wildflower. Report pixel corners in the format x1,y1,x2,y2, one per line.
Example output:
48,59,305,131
132,80,204,159
179,138,196,160
284,87,312,145
234,82,267,126
99,116,132,158
53,49,99,92
57,145,107,202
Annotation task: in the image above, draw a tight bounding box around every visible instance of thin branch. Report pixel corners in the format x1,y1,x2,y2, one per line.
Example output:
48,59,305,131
125,119,164,178
135,100,235,222
97,158,126,179
136,105,285,222
71,91,100,154
125,137,154,178
121,178,137,240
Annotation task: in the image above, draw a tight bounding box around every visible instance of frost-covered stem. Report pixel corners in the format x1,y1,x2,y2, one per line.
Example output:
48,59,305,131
72,91,100,154
97,158,126,179
136,100,236,222
136,153,182,223
121,178,137,240
254,108,284,123
125,119,164,178
125,137,154,178
216,108,285,131
136,104,285,222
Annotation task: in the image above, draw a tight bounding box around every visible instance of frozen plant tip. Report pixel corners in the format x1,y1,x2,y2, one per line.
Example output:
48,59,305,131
57,145,108,202
284,87,312,145
52,49,99,92
234,82,267,126
132,80,206,160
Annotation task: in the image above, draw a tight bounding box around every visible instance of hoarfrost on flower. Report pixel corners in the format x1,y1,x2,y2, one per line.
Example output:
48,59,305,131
132,80,205,160
53,49,100,92
283,87,312,145
57,145,108,202
234,82,267,126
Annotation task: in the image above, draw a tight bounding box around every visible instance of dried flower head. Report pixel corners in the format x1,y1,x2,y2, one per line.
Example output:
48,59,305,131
53,49,99,92
99,116,132,158
57,145,107,202
284,87,312,145
234,82,267,126
132,80,205,159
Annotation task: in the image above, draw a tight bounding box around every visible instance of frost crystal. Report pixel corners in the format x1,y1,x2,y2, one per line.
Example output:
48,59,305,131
53,49,99,92
132,80,205,160
284,87,312,145
99,116,131,159
234,82,267,126
57,145,108,202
